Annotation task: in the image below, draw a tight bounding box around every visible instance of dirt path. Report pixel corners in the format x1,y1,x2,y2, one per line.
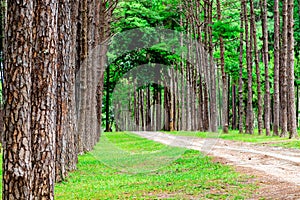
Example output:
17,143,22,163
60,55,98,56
131,131,300,199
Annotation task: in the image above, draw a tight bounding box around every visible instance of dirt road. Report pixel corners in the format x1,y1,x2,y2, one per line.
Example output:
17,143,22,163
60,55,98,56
131,131,300,199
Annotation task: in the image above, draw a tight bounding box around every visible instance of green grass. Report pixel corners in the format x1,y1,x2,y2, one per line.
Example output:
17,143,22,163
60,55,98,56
0,132,257,199
167,130,293,143
271,140,300,149
55,132,258,199
167,130,300,150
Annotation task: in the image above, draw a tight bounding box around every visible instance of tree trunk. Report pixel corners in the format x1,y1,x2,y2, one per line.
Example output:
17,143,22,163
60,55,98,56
287,0,298,138
77,0,88,153
208,0,217,132
261,0,271,136
280,0,288,137
3,1,33,198
238,2,244,133
67,0,80,172
217,0,228,133
250,0,263,134
30,1,58,198
56,0,72,182
243,0,254,134
273,0,280,136
232,84,237,130
105,65,111,132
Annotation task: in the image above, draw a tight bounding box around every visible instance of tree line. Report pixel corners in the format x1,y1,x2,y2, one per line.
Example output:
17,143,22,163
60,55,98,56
105,0,299,139
1,0,300,198
2,0,117,199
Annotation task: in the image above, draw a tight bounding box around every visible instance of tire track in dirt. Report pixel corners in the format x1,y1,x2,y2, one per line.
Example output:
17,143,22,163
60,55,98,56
131,131,300,199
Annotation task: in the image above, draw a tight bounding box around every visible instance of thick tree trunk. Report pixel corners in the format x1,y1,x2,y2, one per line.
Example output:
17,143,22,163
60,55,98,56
3,1,33,198
67,0,80,171
30,1,58,199
56,0,72,182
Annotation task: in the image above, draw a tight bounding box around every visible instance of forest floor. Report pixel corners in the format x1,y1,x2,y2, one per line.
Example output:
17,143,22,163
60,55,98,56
131,131,300,199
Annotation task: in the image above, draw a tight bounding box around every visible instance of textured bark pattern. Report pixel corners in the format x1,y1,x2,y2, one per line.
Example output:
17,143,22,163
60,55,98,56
30,1,58,199
77,0,88,153
56,0,71,182
280,0,288,137
3,1,33,198
217,0,228,133
250,0,263,135
208,0,217,132
67,0,80,171
243,0,254,134
238,6,244,133
261,0,270,136
287,0,298,138
273,0,280,136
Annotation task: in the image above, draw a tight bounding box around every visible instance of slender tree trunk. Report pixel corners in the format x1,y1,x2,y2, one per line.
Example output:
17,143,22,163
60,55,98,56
105,65,111,132
273,0,280,136
287,0,298,138
232,84,237,130
77,0,88,153
208,0,217,132
140,89,144,131
261,0,271,136
243,0,254,134
217,0,228,133
280,0,288,137
250,0,263,134
146,86,151,131
238,2,244,133
297,85,299,128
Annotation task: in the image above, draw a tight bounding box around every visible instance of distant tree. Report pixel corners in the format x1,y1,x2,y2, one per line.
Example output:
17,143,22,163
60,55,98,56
217,0,228,133
280,0,288,137
243,0,254,134
273,0,280,136
238,0,244,134
287,0,298,138
261,0,270,136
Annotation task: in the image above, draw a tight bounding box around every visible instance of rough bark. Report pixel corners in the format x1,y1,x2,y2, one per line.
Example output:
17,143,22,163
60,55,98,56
250,0,263,134
273,0,280,136
287,0,298,138
217,0,228,133
30,1,58,198
3,1,33,198
261,0,271,136
243,0,254,134
77,0,88,153
280,0,288,137
208,0,217,132
56,0,72,182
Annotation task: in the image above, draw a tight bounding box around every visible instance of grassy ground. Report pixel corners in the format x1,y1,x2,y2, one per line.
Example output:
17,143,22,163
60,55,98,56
55,132,257,199
167,130,300,148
